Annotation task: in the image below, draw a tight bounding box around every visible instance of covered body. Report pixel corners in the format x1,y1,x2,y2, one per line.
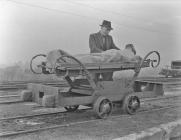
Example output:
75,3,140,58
46,49,142,69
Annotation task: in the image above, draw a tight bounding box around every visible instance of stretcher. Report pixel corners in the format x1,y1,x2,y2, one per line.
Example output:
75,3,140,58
23,50,162,119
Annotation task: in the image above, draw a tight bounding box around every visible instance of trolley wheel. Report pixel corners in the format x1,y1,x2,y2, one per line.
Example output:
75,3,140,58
64,105,79,112
93,96,113,119
122,94,140,115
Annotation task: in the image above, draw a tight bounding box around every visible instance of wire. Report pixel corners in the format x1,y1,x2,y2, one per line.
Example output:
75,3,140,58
6,0,181,36
63,0,180,36
64,0,154,23
6,0,100,20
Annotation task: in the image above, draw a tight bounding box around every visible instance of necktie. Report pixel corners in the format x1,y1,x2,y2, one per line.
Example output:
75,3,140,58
102,36,106,51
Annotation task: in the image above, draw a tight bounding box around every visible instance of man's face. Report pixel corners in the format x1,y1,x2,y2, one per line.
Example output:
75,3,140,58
101,26,111,36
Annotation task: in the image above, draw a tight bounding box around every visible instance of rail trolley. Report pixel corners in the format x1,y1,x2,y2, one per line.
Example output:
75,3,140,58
21,50,163,119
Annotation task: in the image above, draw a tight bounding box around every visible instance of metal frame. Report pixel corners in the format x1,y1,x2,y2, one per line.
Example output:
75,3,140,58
28,50,161,118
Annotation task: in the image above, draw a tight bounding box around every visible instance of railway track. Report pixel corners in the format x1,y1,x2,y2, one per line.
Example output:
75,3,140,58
0,100,23,104
141,94,181,102
0,77,181,90
0,88,180,105
0,94,21,104
0,105,180,137
0,95,19,98
0,80,67,90
0,94,180,121
0,93,21,104
0,94,181,137
0,78,181,137
0,77,180,99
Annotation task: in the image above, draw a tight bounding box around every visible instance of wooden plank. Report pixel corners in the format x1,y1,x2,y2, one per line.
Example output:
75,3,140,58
59,61,149,70
55,61,149,76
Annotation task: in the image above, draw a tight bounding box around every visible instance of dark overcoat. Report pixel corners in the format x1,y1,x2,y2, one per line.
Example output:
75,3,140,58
89,32,119,53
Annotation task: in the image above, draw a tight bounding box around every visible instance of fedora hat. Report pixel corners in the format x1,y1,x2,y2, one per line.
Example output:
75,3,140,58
100,20,113,30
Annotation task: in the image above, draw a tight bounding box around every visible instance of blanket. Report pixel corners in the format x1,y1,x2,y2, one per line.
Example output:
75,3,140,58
46,49,142,68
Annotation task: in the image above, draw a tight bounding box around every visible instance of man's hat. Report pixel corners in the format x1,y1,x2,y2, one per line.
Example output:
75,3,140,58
100,20,113,30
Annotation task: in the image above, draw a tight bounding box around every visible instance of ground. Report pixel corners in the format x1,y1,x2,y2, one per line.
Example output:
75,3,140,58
2,105,181,140
0,83,181,140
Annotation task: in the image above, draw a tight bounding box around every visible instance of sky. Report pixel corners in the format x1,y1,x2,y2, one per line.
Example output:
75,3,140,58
0,0,181,68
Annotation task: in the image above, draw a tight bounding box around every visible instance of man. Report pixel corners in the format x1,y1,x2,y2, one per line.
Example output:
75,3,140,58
89,20,119,53
89,20,120,81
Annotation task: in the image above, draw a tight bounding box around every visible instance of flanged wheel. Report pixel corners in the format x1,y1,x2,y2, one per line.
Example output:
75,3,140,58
122,94,140,115
93,96,113,119
64,105,79,112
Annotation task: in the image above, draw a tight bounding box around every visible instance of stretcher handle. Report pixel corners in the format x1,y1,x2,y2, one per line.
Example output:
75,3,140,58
129,51,160,87
30,54,47,74
57,55,97,89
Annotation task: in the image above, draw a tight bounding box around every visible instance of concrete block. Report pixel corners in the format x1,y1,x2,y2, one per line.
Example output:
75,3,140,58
137,127,164,140
20,90,32,101
113,127,164,140
42,95,56,108
113,119,181,140
170,124,181,139
160,119,181,140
